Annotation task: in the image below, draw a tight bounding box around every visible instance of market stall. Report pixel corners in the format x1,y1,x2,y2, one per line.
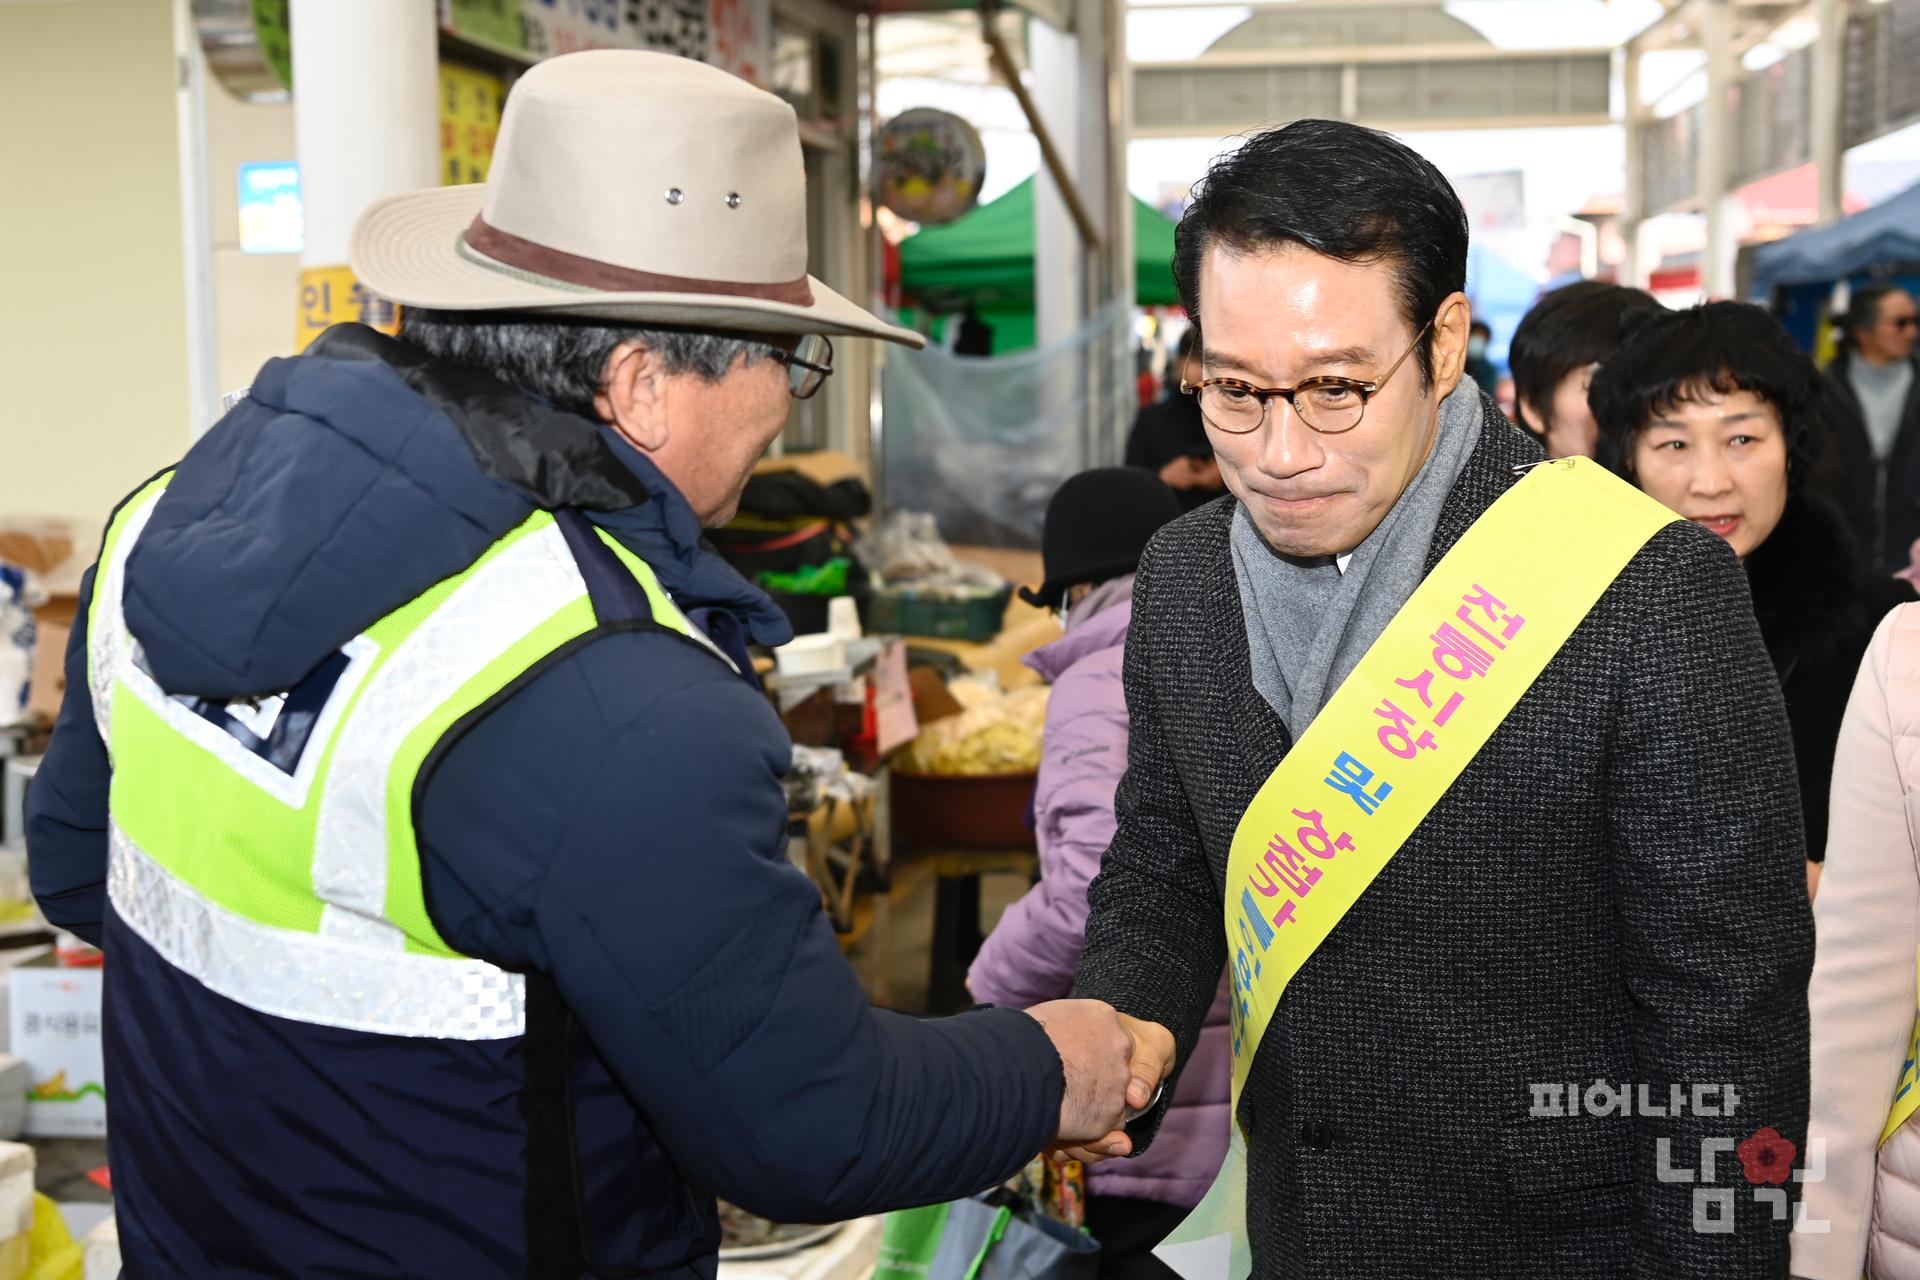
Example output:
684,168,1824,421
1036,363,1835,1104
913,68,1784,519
897,176,1181,354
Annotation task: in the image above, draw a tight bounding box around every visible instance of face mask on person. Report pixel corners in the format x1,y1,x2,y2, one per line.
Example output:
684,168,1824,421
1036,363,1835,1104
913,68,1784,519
1467,334,1488,360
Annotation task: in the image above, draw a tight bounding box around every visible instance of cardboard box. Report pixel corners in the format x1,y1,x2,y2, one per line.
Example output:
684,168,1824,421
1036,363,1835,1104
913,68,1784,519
25,596,75,728
0,517,85,731
9,954,104,1137
0,522,81,596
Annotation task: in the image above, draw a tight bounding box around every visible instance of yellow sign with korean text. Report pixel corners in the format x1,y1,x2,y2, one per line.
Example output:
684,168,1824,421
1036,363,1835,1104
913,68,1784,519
440,61,505,187
1155,457,1679,1280
295,265,399,353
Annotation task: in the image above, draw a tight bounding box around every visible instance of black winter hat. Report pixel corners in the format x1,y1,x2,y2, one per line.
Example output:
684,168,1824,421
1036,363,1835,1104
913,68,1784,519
1019,468,1186,610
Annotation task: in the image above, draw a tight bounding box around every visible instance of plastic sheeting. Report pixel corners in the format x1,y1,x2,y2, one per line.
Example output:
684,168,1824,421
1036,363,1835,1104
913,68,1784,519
881,305,1132,549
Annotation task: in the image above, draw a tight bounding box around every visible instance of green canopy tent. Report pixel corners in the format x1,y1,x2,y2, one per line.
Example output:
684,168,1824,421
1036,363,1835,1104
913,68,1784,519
897,177,1181,353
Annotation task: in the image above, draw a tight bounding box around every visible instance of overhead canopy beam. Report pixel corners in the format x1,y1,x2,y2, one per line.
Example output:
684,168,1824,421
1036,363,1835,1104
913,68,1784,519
1811,0,1847,225
1132,49,1612,138
981,1,1101,248
1132,42,1615,69
1626,0,1804,53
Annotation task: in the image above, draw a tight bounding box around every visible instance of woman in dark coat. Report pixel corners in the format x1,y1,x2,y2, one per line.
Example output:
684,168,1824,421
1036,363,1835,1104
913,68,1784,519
1590,301,1915,893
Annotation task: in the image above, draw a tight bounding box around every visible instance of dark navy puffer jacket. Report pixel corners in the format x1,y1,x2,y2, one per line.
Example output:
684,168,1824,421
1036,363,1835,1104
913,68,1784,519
25,325,1063,1279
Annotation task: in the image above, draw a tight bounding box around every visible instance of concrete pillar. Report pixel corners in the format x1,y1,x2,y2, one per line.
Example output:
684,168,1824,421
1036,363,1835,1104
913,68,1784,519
1100,0,1132,462
1031,15,1089,351
1812,0,1848,225
1699,0,1737,298
1030,0,1124,463
289,0,438,349
1622,43,1645,286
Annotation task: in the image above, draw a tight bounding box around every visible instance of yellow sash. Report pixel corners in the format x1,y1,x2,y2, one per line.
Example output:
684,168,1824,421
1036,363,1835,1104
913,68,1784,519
1879,950,1920,1147
1153,458,1678,1280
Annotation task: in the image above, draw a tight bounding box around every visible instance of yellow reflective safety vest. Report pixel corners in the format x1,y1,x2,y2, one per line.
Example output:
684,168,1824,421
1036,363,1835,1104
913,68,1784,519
88,473,735,1039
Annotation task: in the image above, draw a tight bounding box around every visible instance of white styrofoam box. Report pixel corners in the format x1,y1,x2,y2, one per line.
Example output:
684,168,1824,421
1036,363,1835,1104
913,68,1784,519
0,758,36,851
9,956,103,1136
0,947,50,1060
81,1213,118,1280
774,633,848,678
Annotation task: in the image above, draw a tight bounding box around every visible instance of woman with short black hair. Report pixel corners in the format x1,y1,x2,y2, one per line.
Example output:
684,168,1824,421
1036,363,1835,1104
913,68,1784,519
1589,301,1913,893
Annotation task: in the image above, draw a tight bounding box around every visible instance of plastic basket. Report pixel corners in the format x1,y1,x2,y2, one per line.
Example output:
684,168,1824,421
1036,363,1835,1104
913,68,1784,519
868,585,1012,643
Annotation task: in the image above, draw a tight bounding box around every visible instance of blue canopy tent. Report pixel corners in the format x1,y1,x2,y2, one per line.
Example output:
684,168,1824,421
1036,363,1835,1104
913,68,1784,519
1751,179,1920,296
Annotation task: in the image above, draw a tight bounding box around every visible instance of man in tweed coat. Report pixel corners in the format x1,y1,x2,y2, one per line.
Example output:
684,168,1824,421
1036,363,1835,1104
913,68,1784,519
1072,120,1813,1278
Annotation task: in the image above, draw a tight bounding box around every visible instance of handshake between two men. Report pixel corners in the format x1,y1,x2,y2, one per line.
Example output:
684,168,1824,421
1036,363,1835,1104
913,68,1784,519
1024,1000,1178,1164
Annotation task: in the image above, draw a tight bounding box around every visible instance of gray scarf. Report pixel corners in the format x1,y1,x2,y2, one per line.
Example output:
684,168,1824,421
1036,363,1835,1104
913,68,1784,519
1231,382,1484,735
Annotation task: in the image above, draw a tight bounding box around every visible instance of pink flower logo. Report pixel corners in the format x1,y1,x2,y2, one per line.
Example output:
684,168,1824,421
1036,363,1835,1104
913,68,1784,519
1737,1126,1796,1186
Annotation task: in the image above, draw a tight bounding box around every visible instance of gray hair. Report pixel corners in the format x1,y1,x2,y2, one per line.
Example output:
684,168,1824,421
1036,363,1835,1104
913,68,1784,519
398,308,777,421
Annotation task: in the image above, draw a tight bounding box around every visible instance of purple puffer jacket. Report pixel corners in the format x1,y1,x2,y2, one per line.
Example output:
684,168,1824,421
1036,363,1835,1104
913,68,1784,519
967,592,1231,1210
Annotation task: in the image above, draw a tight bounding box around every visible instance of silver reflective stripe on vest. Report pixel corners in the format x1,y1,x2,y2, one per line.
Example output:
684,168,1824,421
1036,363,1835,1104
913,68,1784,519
108,824,525,1038
88,509,576,1039
113,636,380,812
87,489,165,750
310,520,584,950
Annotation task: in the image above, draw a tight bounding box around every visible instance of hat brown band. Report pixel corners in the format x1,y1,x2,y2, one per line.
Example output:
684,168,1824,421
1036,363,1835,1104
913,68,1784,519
462,216,815,307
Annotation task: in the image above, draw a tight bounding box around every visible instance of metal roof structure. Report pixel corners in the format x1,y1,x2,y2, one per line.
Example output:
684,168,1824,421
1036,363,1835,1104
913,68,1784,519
1130,0,1613,138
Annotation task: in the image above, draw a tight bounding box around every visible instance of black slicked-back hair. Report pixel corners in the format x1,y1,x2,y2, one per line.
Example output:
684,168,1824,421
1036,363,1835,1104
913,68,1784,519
1172,119,1469,389
1588,301,1822,497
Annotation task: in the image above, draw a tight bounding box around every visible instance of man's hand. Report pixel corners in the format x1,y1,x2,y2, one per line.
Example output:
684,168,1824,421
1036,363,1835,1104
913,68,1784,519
1030,1007,1178,1165
1063,1014,1178,1165
1027,1000,1134,1143
1119,1012,1177,1115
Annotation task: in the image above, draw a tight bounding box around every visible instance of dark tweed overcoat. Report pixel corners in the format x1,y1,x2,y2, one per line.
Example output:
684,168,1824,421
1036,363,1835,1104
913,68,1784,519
1076,404,1813,1279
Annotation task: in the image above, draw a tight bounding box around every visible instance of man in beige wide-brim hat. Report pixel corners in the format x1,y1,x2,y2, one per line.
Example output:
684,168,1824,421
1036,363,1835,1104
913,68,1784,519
26,49,1165,1279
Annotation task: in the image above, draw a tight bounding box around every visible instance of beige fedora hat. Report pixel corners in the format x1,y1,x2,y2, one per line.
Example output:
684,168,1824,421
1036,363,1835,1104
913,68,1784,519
350,50,923,348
